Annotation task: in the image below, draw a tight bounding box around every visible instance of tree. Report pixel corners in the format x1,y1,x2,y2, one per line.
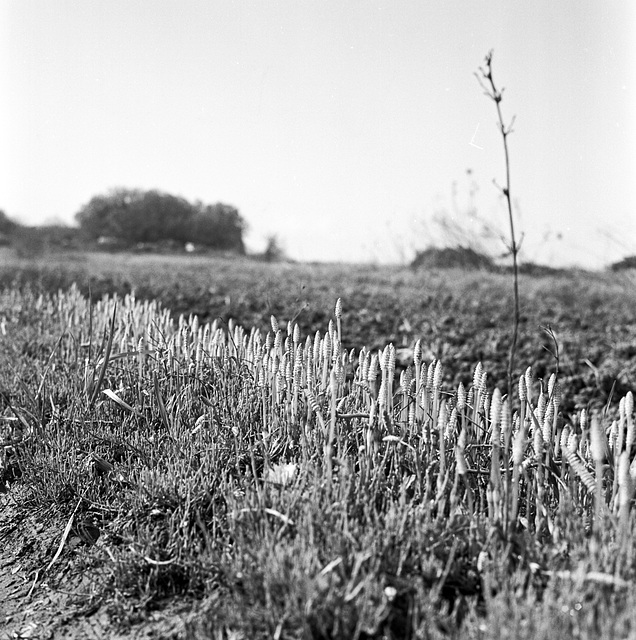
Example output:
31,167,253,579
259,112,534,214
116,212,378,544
75,188,145,241
75,188,246,252
189,203,246,253
262,234,286,262
130,190,194,243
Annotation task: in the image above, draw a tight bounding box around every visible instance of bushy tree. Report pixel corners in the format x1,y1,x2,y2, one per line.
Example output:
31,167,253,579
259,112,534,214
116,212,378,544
75,188,193,243
190,202,246,254
75,188,246,252
131,190,194,244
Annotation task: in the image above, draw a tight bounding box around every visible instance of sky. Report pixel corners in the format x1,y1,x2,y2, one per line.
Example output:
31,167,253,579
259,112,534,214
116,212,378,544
1,1,635,268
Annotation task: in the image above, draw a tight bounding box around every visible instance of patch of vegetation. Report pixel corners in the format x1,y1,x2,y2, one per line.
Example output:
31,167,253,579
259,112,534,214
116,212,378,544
1,269,635,637
1,251,635,414
0,187,248,258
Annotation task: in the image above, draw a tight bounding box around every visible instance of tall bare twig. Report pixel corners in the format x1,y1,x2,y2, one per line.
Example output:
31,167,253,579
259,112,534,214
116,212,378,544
475,50,521,404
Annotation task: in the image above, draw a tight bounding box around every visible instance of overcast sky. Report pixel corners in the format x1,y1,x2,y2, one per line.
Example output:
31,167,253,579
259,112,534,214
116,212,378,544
2,1,634,267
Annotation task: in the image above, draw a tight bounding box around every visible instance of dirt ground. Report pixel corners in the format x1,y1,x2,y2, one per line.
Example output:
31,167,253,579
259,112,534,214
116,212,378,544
0,490,195,640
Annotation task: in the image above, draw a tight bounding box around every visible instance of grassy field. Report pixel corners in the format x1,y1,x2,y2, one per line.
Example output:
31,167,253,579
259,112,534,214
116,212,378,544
1,251,636,639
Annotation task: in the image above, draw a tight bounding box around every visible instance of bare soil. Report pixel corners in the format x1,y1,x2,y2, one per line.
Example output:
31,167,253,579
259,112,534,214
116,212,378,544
0,490,193,639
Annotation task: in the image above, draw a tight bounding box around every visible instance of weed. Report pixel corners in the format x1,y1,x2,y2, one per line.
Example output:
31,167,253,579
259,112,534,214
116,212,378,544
476,50,522,413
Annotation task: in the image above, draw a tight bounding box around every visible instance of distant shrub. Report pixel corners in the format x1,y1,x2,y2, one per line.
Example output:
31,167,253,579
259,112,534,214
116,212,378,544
411,246,495,271
513,262,569,277
13,227,46,258
0,210,19,235
261,235,287,262
610,255,636,271
12,225,84,257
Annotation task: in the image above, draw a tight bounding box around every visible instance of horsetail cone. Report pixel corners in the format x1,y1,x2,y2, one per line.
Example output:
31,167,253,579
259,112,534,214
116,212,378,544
618,451,633,515
401,367,413,394
473,362,483,390
490,388,502,434
524,366,533,402
427,361,436,389
626,391,634,417
447,407,458,439
537,392,547,423
518,376,527,404
501,401,511,437
478,370,488,397
580,408,588,433
512,429,525,464
560,425,570,452
383,343,396,374
590,416,607,463
413,339,422,367
548,373,556,396
457,382,466,410
551,381,562,409
433,360,443,390
542,402,554,444
313,331,321,363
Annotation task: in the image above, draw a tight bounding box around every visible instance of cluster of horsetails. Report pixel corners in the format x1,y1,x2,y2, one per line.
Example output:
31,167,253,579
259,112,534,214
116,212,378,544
1,283,635,637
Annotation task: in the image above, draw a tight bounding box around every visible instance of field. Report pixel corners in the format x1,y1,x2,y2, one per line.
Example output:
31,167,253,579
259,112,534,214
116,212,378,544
1,250,636,639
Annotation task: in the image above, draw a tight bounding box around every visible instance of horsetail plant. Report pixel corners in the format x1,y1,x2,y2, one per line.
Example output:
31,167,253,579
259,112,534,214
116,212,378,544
3,284,636,637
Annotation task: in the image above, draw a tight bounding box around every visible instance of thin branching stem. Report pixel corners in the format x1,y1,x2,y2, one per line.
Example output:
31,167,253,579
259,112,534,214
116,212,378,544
476,50,521,405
